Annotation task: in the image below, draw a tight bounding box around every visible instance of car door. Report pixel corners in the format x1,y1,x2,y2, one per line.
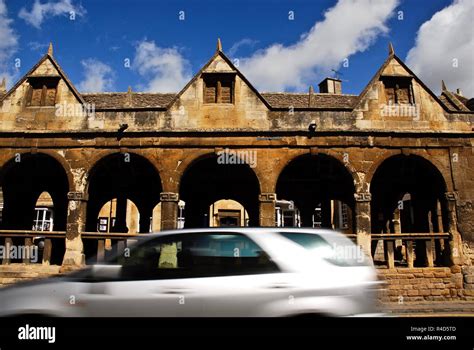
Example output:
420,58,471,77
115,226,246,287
179,232,293,317
79,234,204,317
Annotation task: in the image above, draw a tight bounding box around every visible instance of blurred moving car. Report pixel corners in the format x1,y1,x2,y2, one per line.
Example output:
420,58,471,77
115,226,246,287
0,228,384,317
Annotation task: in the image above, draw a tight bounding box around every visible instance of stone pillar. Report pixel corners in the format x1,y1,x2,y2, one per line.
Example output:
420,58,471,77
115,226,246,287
111,195,128,233
259,193,276,227
62,191,87,269
354,192,372,256
445,191,464,265
160,192,179,230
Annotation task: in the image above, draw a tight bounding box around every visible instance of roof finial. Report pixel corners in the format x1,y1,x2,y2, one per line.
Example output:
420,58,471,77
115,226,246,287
47,42,53,56
0,77,6,93
441,80,447,91
217,38,222,52
388,42,395,56
308,85,314,107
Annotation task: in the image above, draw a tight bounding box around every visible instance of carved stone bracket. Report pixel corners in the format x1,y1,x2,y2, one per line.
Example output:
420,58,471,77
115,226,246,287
354,192,372,202
160,192,179,202
445,191,459,202
67,191,88,201
259,193,276,202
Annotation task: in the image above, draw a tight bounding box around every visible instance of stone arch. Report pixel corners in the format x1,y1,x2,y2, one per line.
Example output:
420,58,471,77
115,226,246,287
276,152,356,231
84,149,163,193
370,153,448,234
177,150,263,194
0,150,74,192
366,149,452,192
0,152,70,234
273,149,361,193
179,151,261,227
85,152,163,235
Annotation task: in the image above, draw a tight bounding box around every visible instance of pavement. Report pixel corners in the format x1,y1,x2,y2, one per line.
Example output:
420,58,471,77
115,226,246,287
382,301,474,317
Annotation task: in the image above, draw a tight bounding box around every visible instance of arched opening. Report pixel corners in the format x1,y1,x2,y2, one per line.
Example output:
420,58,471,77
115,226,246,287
86,153,162,258
276,154,355,232
370,154,449,266
179,154,260,228
209,199,249,227
0,153,69,265
97,198,140,234
150,200,186,231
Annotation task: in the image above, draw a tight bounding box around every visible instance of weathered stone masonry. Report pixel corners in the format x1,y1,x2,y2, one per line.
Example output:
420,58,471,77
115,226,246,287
0,43,473,299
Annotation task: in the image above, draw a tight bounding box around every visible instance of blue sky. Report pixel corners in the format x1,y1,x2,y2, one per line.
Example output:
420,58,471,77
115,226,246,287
0,0,473,96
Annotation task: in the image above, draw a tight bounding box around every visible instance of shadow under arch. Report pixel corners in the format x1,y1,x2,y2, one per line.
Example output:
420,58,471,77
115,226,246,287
86,152,163,233
0,152,69,231
0,153,69,265
370,154,449,266
276,153,356,230
179,153,260,228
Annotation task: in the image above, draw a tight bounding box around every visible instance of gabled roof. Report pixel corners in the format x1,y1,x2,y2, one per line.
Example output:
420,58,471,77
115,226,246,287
166,45,273,110
438,86,470,112
0,52,85,105
2,42,471,113
354,46,460,113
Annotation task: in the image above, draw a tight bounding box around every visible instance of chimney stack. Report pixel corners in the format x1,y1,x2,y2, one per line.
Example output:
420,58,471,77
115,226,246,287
308,85,314,107
456,88,463,96
318,77,342,94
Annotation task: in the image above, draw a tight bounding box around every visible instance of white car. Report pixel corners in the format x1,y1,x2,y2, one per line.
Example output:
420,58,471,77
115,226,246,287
0,228,384,317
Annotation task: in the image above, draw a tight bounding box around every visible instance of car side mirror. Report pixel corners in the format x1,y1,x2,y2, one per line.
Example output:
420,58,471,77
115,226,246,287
90,264,122,281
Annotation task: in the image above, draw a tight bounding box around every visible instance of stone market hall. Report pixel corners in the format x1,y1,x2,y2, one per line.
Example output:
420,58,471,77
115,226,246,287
0,41,473,303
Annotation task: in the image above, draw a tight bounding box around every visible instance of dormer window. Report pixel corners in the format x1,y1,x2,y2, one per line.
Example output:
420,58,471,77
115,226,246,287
26,76,59,107
381,76,414,105
203,73,234,104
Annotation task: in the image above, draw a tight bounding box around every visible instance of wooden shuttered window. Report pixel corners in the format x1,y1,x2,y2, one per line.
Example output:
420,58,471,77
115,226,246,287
220,80,232,103
204,77,217,103
26,77,59,107
203,73,234,104
381,77,414,105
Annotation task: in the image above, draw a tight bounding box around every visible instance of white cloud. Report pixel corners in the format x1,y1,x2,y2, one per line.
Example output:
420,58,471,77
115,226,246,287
19,0,86,29
406,0,474,97
238,0,398,92
77,59,115,92
27,41,49,52
0,0,19,89
133,40,191,93
228,38,258,57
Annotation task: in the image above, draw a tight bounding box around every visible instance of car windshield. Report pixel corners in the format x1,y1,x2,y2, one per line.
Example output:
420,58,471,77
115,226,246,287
278,232,370,266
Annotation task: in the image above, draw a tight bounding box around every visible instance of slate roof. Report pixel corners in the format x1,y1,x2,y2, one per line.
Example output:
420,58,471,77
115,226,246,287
261,93,358,109
82,93,176,109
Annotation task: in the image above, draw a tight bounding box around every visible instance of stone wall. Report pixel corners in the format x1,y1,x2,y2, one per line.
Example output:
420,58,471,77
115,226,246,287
378,266,474,303
0,264,60,287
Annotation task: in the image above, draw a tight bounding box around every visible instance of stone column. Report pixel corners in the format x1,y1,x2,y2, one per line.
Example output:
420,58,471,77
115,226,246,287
62,191,87,269
259,193,276,227
354,192,372,256
111,195,128,233
160,192,179,230
445,191,464,265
